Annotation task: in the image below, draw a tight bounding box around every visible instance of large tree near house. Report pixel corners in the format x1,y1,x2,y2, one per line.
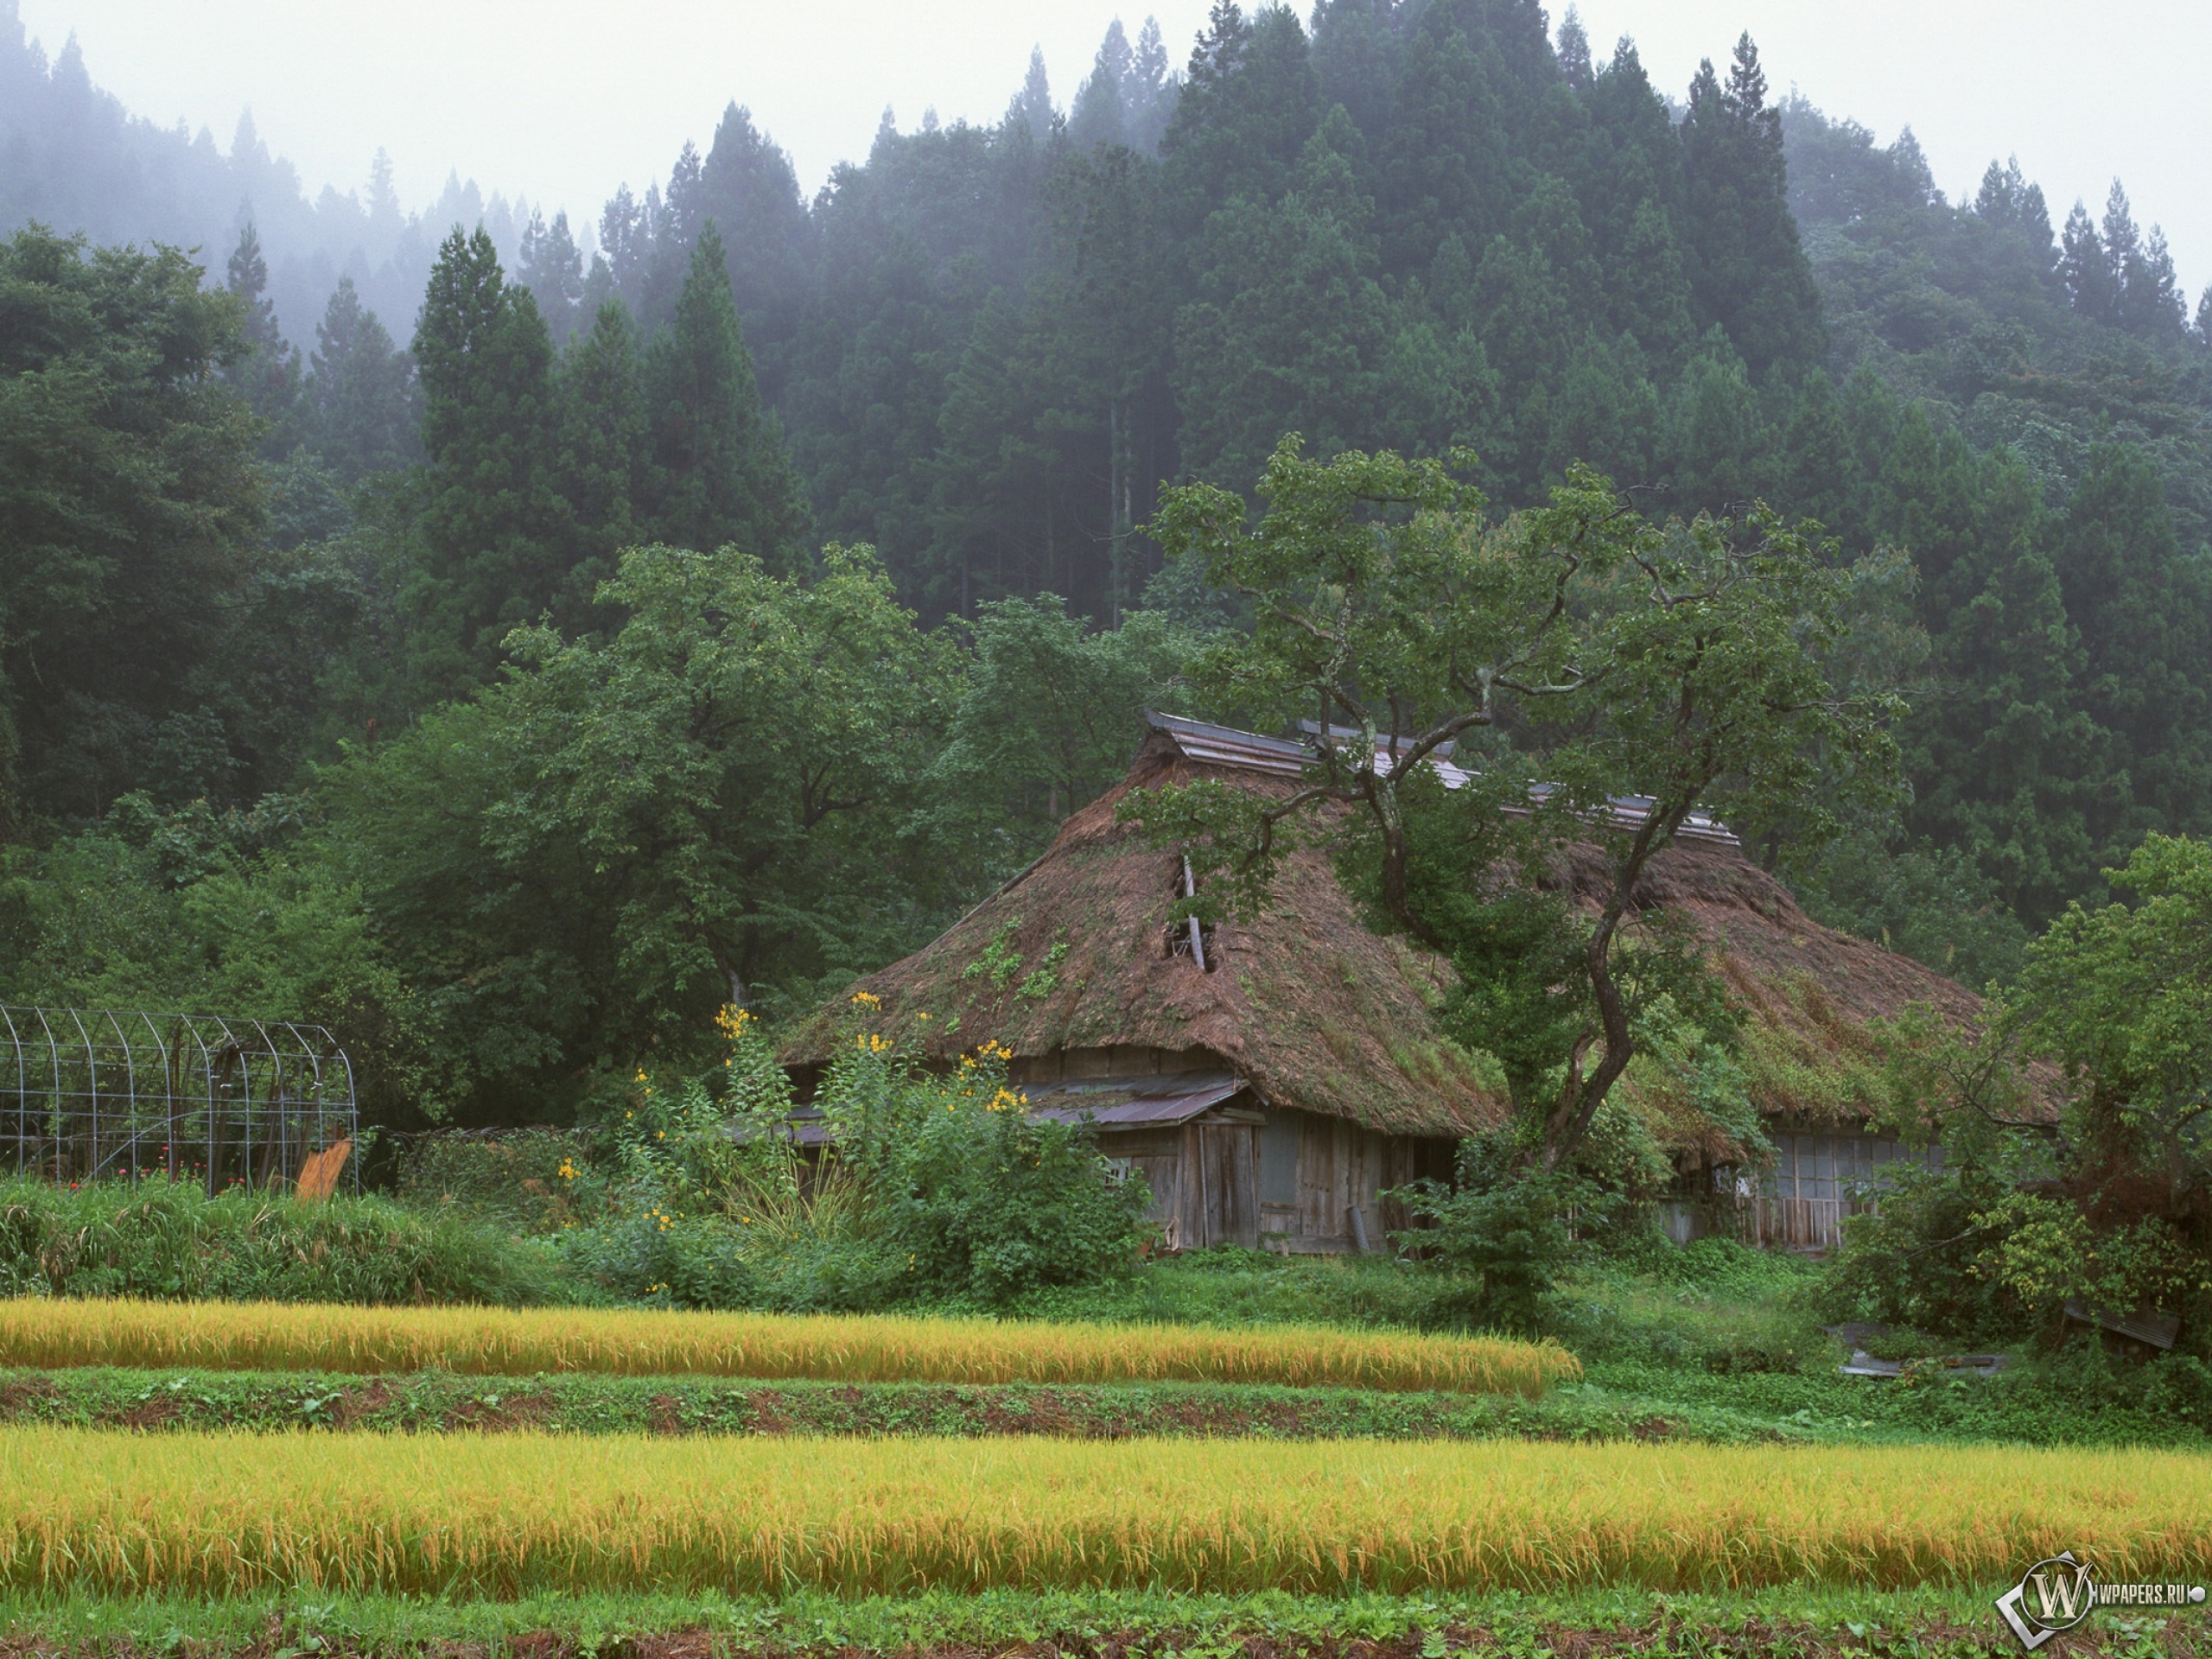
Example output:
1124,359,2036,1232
1126,436,1901,1170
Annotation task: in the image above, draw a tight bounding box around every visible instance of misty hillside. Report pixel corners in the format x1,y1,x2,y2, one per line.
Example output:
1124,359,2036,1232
0,0,537,343
5,0,2212,1111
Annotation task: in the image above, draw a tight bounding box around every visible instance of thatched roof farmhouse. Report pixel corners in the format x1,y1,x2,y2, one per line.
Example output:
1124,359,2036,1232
785,715,1979,1252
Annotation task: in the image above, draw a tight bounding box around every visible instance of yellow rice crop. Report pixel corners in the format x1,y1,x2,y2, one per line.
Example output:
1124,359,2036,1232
2,1428,2203,1597
0,1300,1575,1395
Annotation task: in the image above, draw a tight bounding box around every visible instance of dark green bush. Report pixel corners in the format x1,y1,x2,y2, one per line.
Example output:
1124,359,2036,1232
879,1096,1153,1306
1388,1137,1597,1333
0,1176,575,1305
1815,1162,2019,1344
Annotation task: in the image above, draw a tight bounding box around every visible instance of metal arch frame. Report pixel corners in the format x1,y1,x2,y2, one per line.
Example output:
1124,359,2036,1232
0,1004,358,1193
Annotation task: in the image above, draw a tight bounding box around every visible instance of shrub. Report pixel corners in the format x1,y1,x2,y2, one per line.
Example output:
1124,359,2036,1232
831,1052,1154,1307
566,1007,1151,1311
0,1176,574,1306
1389,1136,1598,1333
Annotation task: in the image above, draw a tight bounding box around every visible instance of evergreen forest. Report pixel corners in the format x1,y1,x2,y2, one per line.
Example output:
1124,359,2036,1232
5,0,2212,1130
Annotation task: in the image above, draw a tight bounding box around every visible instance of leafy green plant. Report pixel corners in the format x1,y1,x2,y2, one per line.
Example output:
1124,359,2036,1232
395,1128,601,1235
566,1007,1148,1311
963,918,1027,989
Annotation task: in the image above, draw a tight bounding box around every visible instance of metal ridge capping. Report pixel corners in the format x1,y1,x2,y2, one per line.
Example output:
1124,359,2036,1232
1145,711,1741,848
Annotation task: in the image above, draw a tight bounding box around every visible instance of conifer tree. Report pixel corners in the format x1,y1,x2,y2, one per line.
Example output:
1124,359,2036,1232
517,209,585,346
223,219,302,454
1068,21,1135,150
695,102,815,384
639,222,812,566
1555,6,1593,91
1174,107,1394,486
1128,18,1177,151
2052,444,2212,851
303,276,417,483
1160,3,1319,232
1676,34,1824,375
1009,48,1056,139
2059,200,2113,321
409,225,569,690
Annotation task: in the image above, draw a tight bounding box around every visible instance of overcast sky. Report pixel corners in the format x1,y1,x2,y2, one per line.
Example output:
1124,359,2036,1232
18,0,2210,299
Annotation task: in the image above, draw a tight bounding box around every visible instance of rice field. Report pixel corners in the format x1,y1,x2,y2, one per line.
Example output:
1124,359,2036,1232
3,1427,2204,1598
0,1300,1577,1395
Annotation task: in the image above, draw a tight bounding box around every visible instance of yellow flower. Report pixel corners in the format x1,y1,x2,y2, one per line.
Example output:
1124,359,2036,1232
850,989,881,1008
656,1130,665,1141
915,1011,931,1021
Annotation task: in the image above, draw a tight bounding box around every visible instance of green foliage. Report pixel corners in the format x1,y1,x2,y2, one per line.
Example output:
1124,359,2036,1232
0,225,266,835
811,1033,1153,1308
1134,443,1898,1172
1827,838,2212,1348
639,223,812,568
0,797,435,1123
393,1129,601,1236
562,1010,1148,1312
1791,829,2031,988
1389,1137,1602,1333
0,1177,572,1306
406,226,570,696
925,598,1205,886
302,276,420,486
334,543,959,1116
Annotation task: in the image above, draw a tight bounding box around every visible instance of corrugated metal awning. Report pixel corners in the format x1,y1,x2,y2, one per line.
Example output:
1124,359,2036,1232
741,1073,1250,1143
1147,711,1310,777
1023,1074,1247,1127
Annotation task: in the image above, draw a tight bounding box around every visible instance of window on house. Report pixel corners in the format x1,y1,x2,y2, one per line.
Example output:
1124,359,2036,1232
1762,1130,1942,1204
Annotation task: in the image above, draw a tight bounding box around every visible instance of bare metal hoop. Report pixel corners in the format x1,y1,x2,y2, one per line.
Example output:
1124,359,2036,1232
0,1006,357,1193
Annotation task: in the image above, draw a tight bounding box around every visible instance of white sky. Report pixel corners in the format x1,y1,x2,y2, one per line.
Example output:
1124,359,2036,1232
18,0,2210,299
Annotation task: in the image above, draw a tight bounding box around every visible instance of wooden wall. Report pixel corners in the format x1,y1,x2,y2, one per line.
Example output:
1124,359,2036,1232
1012,1046,1219,1084
1099,1099,1456,1255
1260,1112,1452,1252
1106,1122,1259,1251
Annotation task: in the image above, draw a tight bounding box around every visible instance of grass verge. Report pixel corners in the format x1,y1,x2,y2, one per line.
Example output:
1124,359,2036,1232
0,1301,1577,1394
0,1367,1776,1443
0,1585,2202,1657
6,1428,2207,1596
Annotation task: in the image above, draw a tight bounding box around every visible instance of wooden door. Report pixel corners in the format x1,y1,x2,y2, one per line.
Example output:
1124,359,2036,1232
1194,1122,1259,1248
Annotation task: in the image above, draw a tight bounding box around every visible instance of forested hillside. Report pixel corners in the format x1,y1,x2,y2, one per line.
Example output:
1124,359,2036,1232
4,0,2211,1125
0,0,538,343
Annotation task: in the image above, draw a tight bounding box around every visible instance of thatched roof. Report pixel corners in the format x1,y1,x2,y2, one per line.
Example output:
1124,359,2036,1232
783,727,1504,1136
784,718,1984,1139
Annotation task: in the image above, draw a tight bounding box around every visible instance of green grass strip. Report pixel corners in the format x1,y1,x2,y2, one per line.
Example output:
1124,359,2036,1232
0,1585,2198,1657
0,1366,1796,1445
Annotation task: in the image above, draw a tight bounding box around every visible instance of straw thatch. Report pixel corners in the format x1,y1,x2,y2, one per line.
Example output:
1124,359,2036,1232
785,724,1984,1138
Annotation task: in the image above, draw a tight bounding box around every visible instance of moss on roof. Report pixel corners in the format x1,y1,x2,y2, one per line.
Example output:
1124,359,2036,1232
785,731,1987,1139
